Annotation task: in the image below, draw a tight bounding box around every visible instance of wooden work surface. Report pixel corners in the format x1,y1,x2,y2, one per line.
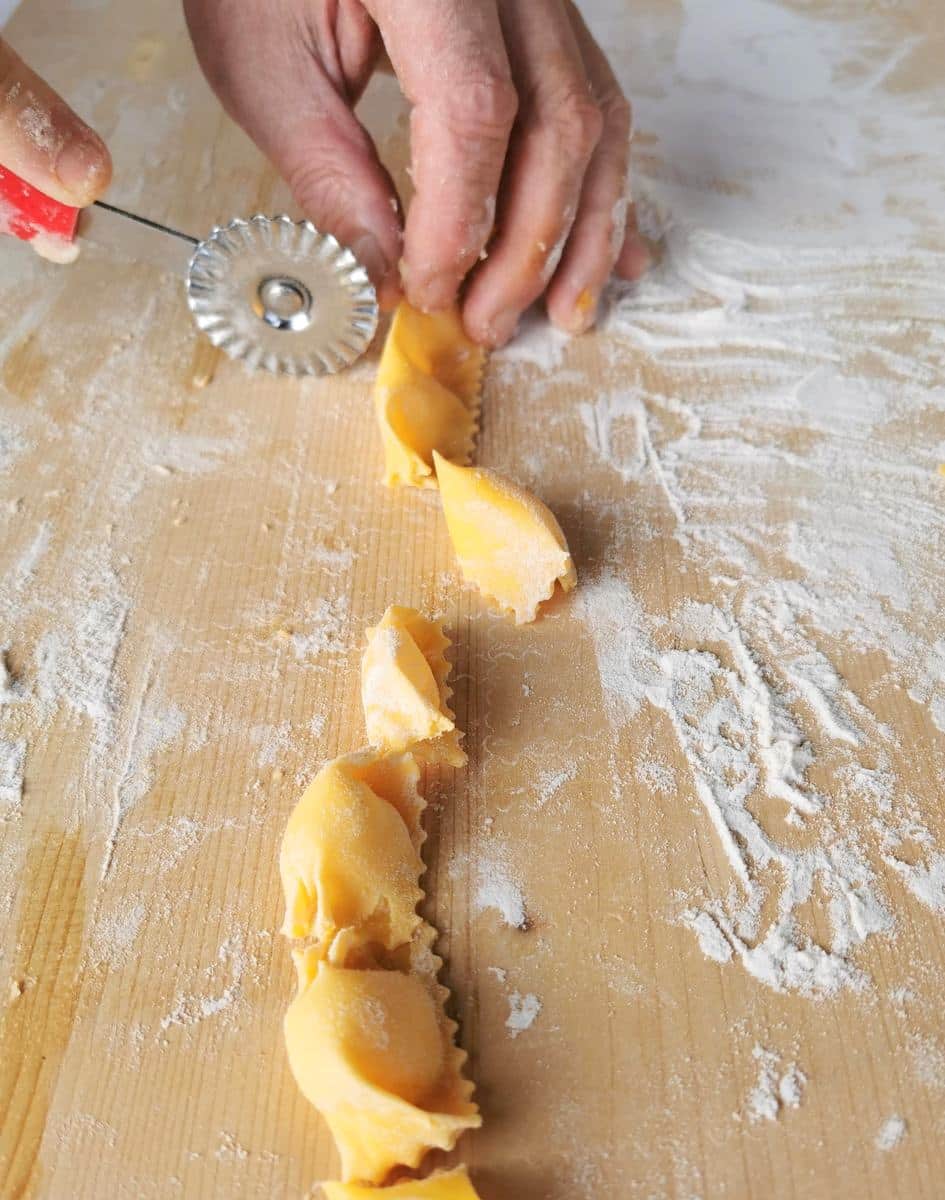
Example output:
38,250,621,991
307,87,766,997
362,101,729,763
2,2,944,1198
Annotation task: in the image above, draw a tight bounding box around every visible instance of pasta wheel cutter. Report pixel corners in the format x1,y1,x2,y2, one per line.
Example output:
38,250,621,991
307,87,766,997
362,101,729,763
0,164,378,376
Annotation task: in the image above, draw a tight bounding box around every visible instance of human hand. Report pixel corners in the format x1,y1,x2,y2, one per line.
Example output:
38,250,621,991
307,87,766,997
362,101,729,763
183,0,649,346
0,36,111,206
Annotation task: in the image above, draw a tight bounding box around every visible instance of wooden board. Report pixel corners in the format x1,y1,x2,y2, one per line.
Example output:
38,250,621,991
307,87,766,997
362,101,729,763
2,2,945,1198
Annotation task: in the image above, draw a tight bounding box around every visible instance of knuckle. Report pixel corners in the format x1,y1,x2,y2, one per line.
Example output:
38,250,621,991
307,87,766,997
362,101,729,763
283,119,374,220
442,73,519,143
285,152,351,224
552,88,604,158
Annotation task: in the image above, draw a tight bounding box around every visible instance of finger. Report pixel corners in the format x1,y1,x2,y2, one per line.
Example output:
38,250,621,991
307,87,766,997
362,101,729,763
184,0,402,308
545,3,642,333
0,36,111,206
365,0,517,313
461,0,604,347
614,203,652,281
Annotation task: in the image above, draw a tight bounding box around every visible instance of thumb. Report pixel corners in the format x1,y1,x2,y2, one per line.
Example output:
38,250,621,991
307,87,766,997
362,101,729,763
184,0,402,308
0,36,111,206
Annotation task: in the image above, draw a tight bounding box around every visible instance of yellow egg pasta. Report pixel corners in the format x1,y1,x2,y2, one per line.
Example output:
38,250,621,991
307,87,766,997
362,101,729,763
320,1165,481,1199
279,749,425,955
433,451,577,623
280,606,481,1187
362,605,466,767
375,304,484,489
285,953,480,1184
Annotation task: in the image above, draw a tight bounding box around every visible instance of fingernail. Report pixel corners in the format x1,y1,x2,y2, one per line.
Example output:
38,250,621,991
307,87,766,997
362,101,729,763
401,264,457,314
55,133,109,204
565,287,599,334
483,307,519,348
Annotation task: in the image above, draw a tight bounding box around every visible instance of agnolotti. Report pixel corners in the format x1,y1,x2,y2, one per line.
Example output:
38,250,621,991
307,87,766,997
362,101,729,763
280,749,425,957
285,952,481,1184
433,451,577,624
362,606,466,768
374,303,484,489
321,1165,481,1198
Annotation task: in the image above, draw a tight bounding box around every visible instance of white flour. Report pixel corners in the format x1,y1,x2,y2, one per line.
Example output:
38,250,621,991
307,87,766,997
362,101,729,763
579,577,897,996
250,720,294,769
0,0,943,1192
875,1115,907,1151
505,991,541,1039
0,737,26,817
159,935,246,1035
286,596,350,661
452,840,529,930
744,1046,806,1123
550,0,945,1004
0,649,27,705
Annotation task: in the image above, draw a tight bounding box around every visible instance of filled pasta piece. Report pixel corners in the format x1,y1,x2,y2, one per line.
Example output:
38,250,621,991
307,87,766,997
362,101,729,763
285,951,480,1184
433,451,577,623
321,1165,482,1198
374,303,484,489
362,605,466,767
280,749,425,956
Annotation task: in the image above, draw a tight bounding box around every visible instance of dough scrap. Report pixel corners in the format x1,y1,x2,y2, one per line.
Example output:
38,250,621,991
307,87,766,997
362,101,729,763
321,1165,481,1198
433,451,577,623
285,952,480,1184
362,606,466,767
375,304,484,489
280,749,425,956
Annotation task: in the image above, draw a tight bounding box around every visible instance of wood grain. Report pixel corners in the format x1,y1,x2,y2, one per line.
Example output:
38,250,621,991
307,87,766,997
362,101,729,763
1,2,944,1199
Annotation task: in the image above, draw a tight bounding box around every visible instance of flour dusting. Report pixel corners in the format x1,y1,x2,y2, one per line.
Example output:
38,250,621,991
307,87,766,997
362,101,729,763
159,935,246,1034
875,1115,907,1151
506,991,542,1039
452,840,529,930
0,738,26,817
745,1046,806,1123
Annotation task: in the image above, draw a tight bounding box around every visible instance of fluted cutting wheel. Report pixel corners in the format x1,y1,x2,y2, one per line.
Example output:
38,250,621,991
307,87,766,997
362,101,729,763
186,215,378,376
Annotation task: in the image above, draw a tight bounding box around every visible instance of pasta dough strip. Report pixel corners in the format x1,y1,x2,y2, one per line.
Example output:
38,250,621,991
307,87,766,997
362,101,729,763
279,608,479,1186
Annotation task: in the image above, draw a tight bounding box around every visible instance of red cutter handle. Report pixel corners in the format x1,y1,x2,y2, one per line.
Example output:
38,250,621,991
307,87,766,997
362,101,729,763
0,163,79,242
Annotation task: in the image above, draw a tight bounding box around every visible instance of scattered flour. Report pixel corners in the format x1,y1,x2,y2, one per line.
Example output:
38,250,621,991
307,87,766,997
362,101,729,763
215,1130,249,1163
745,1046,806,1123
0,2,943,1192
475,857,527,929
875,1115,907,1151
250,720,293,769
886,852,945,915
0,649,27,705
33,566,131,756
287,596,349,660
907,1032,945,1092
0,414,27,471
680,909,732,964
506,991,542,1039
0,738,26,817
160,935,246,1034
536,762,577,807
11,519,51,590
493,307,570,373
88,902,146,968
452,840,529,930
579,577,895,997
634,756,676,797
